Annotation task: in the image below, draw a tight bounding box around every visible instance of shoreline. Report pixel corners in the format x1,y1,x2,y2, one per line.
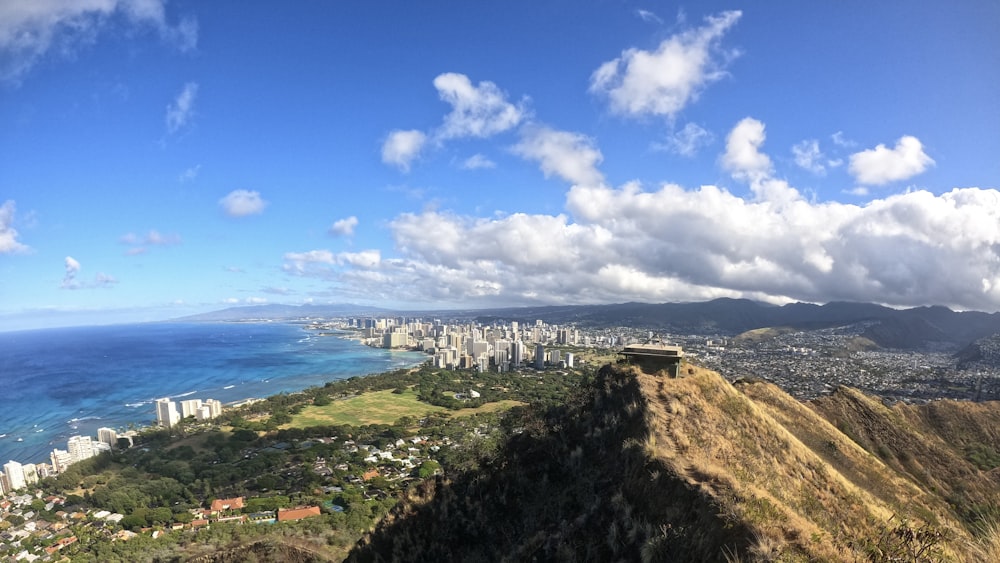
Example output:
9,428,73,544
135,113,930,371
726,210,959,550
0,322,428,467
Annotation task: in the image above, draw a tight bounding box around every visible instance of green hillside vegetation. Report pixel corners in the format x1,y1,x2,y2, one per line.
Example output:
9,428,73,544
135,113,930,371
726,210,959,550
349,363,1000,562
285,387,525,427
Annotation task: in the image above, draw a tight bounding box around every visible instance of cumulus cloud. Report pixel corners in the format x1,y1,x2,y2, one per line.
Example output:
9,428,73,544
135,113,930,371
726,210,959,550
461,154,496,170
434,72,526,139
306,115,1000,312
381,72,527,173
329,216,358,237
381,129,427,172
721,117,772,183
0,0,197,84
589,10,741,119
219,190,267,217
849,135,935,186
61,256,116,289
511,125,604,187
656,122,713,157
165,82,198,134
0,200,30,254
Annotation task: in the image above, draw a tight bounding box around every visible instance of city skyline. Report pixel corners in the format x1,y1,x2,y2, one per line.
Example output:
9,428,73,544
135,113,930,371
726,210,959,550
1,1,999,331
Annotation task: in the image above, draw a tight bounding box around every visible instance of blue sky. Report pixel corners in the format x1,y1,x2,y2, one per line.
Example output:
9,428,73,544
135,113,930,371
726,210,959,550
1,1,998,331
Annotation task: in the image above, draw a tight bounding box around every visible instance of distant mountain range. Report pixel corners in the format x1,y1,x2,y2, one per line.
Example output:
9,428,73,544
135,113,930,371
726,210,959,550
177,299,1000,350
174,303,388,322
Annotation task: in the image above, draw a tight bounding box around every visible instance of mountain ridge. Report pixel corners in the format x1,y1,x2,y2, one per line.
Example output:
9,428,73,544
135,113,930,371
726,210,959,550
347,363,1000,561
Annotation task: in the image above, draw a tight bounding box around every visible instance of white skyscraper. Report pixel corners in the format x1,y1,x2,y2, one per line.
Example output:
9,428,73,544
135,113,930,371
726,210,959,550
68,435,96,464
180,399,203,419
97,427,118,448
156,397,181,428
21,463,38,485
3,460,26,491
50,449,72,473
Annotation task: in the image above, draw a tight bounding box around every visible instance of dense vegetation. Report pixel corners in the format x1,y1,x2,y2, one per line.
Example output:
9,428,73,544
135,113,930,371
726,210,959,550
13,360,596,561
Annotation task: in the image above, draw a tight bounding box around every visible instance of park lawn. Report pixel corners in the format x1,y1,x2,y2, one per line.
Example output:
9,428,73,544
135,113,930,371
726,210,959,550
285,388,524,428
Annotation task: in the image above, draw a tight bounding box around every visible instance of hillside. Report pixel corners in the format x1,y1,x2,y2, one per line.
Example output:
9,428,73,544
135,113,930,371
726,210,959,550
348,363,1000,562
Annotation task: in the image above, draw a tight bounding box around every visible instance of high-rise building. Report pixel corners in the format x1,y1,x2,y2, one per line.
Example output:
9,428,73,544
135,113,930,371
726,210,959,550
180,399,203,419
535,344,546,369
97,427,118,448
67,435,96,464
0,472,8,495
512,340,524,367
3,460,26,491
156,397,180,428
21,463,38,485
50,449,72,473
565,352,575,368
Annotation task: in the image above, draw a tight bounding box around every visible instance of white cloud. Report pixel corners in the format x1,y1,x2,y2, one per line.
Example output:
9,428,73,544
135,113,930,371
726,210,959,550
283,249,337,275
61,256,81,289
381,129,427,172
245,297,267,304
433,72,526,140
461,154,496,170
178,164,201,182
721,117,772,183
589,10,741,119
791,139,826,175
165,82,198,134
0,200,30,254
511,125,604,187
121,229,180,254
849,135,935,186
656,122,713,157
0,0,197,84
219,189,267,217
635,9,663,24
312,113,1000,312
60,255,117,289
338,249,381,269
831,131,855,148
329,216,358,237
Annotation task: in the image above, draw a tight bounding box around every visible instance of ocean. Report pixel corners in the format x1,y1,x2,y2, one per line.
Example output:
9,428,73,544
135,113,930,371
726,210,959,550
0,322,426,465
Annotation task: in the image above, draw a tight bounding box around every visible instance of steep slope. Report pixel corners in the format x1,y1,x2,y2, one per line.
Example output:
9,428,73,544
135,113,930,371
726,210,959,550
348,364,1000,562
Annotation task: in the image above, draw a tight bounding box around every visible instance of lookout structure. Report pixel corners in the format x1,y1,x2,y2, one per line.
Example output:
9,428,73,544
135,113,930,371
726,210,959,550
619,344,684,377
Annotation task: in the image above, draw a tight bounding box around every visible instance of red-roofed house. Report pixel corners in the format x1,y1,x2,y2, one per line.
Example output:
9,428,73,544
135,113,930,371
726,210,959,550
277,506,321,522
210,497,245,513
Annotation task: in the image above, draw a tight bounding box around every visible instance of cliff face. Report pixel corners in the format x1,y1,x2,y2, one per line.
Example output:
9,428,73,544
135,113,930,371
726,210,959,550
348,364,1000,562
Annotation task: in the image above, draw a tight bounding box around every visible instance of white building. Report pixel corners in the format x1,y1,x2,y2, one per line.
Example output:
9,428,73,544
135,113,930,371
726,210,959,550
3,460,26,491
67,435,96,464
50,449,72,473
180,399,203,419
156,397,180,428
21,463,38,485
97,427,118,448
194,399,223,421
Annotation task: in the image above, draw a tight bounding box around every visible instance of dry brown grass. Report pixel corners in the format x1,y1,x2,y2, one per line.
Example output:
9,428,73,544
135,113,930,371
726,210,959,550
636,365,975,561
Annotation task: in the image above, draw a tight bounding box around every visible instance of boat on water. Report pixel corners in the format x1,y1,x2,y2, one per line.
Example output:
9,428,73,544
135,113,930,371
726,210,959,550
16,437,23,442
0,434,7,439
223,385,235,390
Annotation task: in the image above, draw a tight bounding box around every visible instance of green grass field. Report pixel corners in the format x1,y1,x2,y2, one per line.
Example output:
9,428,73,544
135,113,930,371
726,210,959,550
285,388,524,428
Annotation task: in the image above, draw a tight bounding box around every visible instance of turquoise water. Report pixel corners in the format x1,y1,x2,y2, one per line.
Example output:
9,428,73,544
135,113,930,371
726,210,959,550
0,322,426,464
